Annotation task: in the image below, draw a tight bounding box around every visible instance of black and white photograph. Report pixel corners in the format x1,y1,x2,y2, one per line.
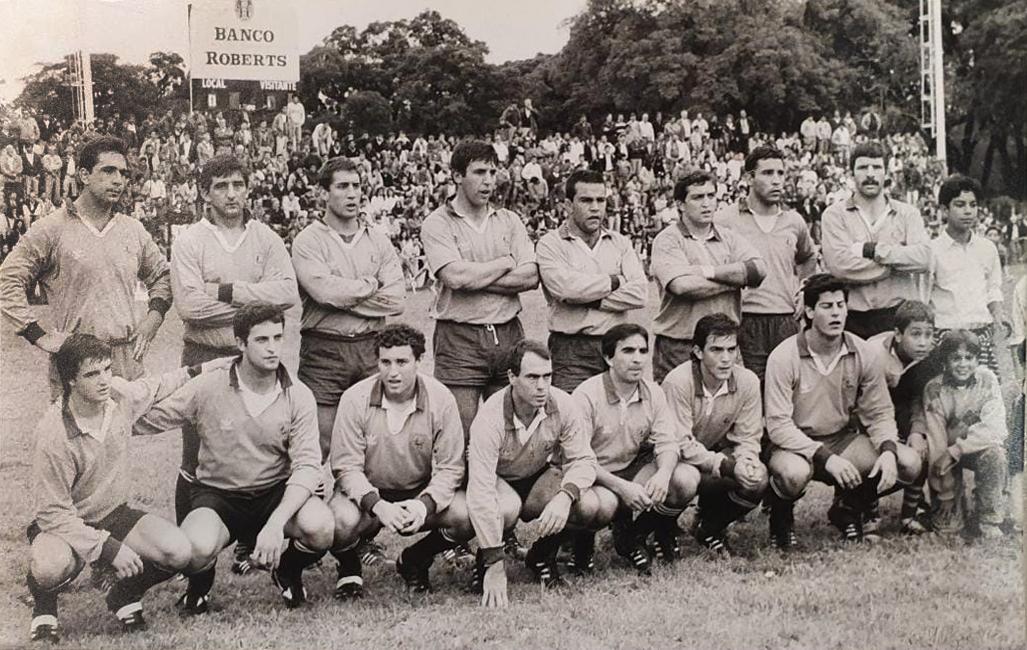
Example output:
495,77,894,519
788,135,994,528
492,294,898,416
0,0,1024,647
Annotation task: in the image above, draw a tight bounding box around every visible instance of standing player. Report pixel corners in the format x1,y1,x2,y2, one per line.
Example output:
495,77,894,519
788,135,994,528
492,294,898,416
764,274,922,547
927,174,1006,376
328,325,471,597
420,140,539,434
170,154,300,574
292,157,406,460
661,314,767,555
715,146,818,382
573,324,697,573
536,170,648,392
467,341,600,607
821,141,931,339
650,170,766,383
25,334,207,642
0,136,172,396
136,303,334,611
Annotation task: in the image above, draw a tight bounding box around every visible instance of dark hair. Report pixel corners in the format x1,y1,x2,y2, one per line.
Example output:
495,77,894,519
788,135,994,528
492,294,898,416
77,136,128,172
802,273,849,311
894,300,935,332
937,174,983,209
600,323,649,359
450,140,498,176
506,339,551,375
375,324,426,360
673,170,716,202
54,333,112,396
199,154,249,192
233,302,286,342
937,329,981,362
565,169,605,201
744,146,785,174
849,141,889,171
318,157,361,191
693,313,740,350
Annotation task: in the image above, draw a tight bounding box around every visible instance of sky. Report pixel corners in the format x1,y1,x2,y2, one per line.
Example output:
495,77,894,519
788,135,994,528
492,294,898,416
0,0,586,102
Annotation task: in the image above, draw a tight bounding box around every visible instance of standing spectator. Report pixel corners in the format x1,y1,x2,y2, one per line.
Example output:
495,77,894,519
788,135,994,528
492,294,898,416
286,95,306,149
2,143,24,200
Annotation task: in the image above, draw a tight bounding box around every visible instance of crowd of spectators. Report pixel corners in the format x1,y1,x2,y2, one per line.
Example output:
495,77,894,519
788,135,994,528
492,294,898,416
1,99,1023,281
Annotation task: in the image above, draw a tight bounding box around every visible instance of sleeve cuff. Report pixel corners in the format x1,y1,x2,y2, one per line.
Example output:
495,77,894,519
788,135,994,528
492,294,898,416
217,283,234,304
862,242,877,259
359,491,382,513
148,297,171,317
559,484,580,503
812,445,834,475
21,321,46,345
718,454,736,480
743,260,761,287
98,535,122,565
418,494,438,518
481,546,505,567
879,440,898,456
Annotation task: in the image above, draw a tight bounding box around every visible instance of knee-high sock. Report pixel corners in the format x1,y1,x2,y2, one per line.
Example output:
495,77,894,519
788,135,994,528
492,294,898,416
27,573,68,618
185,561,216,598
278,540,325,577
106,560,176,611
406,530,457,564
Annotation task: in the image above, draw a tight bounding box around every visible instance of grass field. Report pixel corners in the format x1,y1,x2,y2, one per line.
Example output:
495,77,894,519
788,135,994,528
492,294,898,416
1,282,1024,649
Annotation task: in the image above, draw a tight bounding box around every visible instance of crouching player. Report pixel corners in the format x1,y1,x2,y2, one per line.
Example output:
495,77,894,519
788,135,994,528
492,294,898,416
573,324,696,575
913,330,1008,538
328,325,468,597
27,334,213,641
661,314,767,555
468,340,600,608
135,302,334,612
867,300,940,535
764,274,921,547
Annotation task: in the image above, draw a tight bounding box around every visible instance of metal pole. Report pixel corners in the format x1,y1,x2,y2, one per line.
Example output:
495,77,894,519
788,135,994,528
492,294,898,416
81,51,94,125
187,3,194,115
930,0,947,170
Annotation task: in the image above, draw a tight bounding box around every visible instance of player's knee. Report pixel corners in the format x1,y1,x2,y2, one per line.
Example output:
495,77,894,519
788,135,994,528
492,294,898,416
571,489,603,528
30,540,77,589
298,501,335,550
159,531,194,570
330,496,363,544
592,487,619,526
499,493,522,530
667,463,701,506
894,445,923,484
770,458,812,499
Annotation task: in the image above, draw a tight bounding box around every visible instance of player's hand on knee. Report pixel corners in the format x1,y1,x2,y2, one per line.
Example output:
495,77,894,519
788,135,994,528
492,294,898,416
618,480,653,513
253,524,285,570
869,450,898,493
734,456,764,493
536,492,572,537
825,455,862,490
373,501,413,533
643,471,671,505
111,544,144,580
481,562,508,608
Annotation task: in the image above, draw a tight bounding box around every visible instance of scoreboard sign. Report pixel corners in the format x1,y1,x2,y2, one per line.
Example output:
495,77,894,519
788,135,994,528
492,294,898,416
188,0,299,82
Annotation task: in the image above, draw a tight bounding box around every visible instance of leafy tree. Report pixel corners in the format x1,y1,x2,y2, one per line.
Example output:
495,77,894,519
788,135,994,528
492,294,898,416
147,51,187,99
340,90,393,136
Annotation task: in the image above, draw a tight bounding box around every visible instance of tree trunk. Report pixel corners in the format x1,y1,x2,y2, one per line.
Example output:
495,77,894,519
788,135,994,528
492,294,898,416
981,131,999,191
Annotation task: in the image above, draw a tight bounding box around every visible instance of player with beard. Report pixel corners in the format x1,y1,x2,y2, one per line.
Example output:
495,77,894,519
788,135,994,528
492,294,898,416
763,274,922,547
0,136,172,397
821,141,931,339
715,146,817,383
